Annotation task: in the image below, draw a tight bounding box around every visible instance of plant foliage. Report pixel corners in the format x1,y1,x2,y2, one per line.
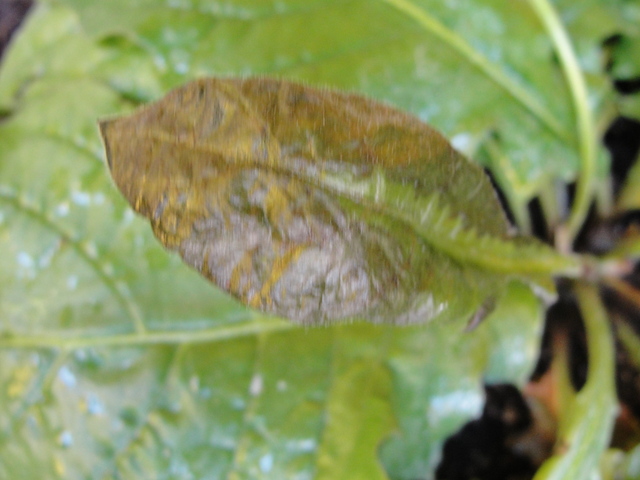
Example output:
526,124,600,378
0,0,638,479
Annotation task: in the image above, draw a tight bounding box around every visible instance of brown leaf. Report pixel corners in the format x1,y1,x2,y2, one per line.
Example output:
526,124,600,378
100,77,510,325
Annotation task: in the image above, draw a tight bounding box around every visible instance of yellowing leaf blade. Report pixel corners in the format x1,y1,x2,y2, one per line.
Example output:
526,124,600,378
101,77,568,325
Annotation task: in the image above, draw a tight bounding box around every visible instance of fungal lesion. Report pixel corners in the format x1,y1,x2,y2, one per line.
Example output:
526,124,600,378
249,243,308,310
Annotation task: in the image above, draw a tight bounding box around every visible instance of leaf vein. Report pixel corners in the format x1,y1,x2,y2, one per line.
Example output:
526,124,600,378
380,0,571,142
0,189,145,333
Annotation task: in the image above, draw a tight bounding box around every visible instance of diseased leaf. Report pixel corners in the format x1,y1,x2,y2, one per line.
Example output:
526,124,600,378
59,0,632,226
100,77,573,325
0,3,550,478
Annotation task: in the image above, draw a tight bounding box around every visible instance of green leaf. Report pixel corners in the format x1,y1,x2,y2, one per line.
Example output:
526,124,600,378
605,0,640,83
0,3,106,112
533,282,617,480
618,149,640,211
0,2,163,111
56,0,628,212
618,321,640,370
618,94,640,120
0,2,546,478
479,280,548,383
609,35,640,81
603,3,640,120
607,20,640,121
380,279,544,478
315,361,395,480
617,444,640,479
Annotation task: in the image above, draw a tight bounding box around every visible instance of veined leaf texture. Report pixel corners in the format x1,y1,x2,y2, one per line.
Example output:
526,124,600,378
101,77,571,325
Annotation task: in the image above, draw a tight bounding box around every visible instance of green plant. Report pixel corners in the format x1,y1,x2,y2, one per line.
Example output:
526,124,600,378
1,1,639,479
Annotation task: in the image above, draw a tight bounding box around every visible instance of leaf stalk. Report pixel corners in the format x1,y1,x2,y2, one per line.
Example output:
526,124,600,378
533,281,617,479
380,0,569,142
527,0,597,250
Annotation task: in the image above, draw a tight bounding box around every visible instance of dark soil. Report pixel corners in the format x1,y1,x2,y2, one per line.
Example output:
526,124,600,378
437,108,640,480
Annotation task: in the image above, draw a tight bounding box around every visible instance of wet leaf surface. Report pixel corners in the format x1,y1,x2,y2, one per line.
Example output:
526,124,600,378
56,0,634,217
0,2,558,478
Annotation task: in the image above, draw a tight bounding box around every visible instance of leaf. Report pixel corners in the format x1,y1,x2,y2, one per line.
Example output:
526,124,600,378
0,2,163,111
380,279,544,478
604,0,640,84
315,361,395,480
609,35,640,81
0,3,546,479
618,94,640,121
56,0,629,221
618,149,640,212
601,4,640,121
616,444,640,479
100,77,575,325
618,321,640,371
606,19,640,120
533,283,617,480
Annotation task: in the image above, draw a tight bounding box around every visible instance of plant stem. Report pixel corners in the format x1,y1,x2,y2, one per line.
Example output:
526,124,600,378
534,281,617,479
380,0,569,142
484,138,533,234
538,181,562,240
603,277,640,311
528,0,597,250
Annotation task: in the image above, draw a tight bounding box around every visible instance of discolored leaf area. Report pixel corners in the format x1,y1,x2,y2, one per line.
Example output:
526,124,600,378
0,3,553,478
101,77,563,325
